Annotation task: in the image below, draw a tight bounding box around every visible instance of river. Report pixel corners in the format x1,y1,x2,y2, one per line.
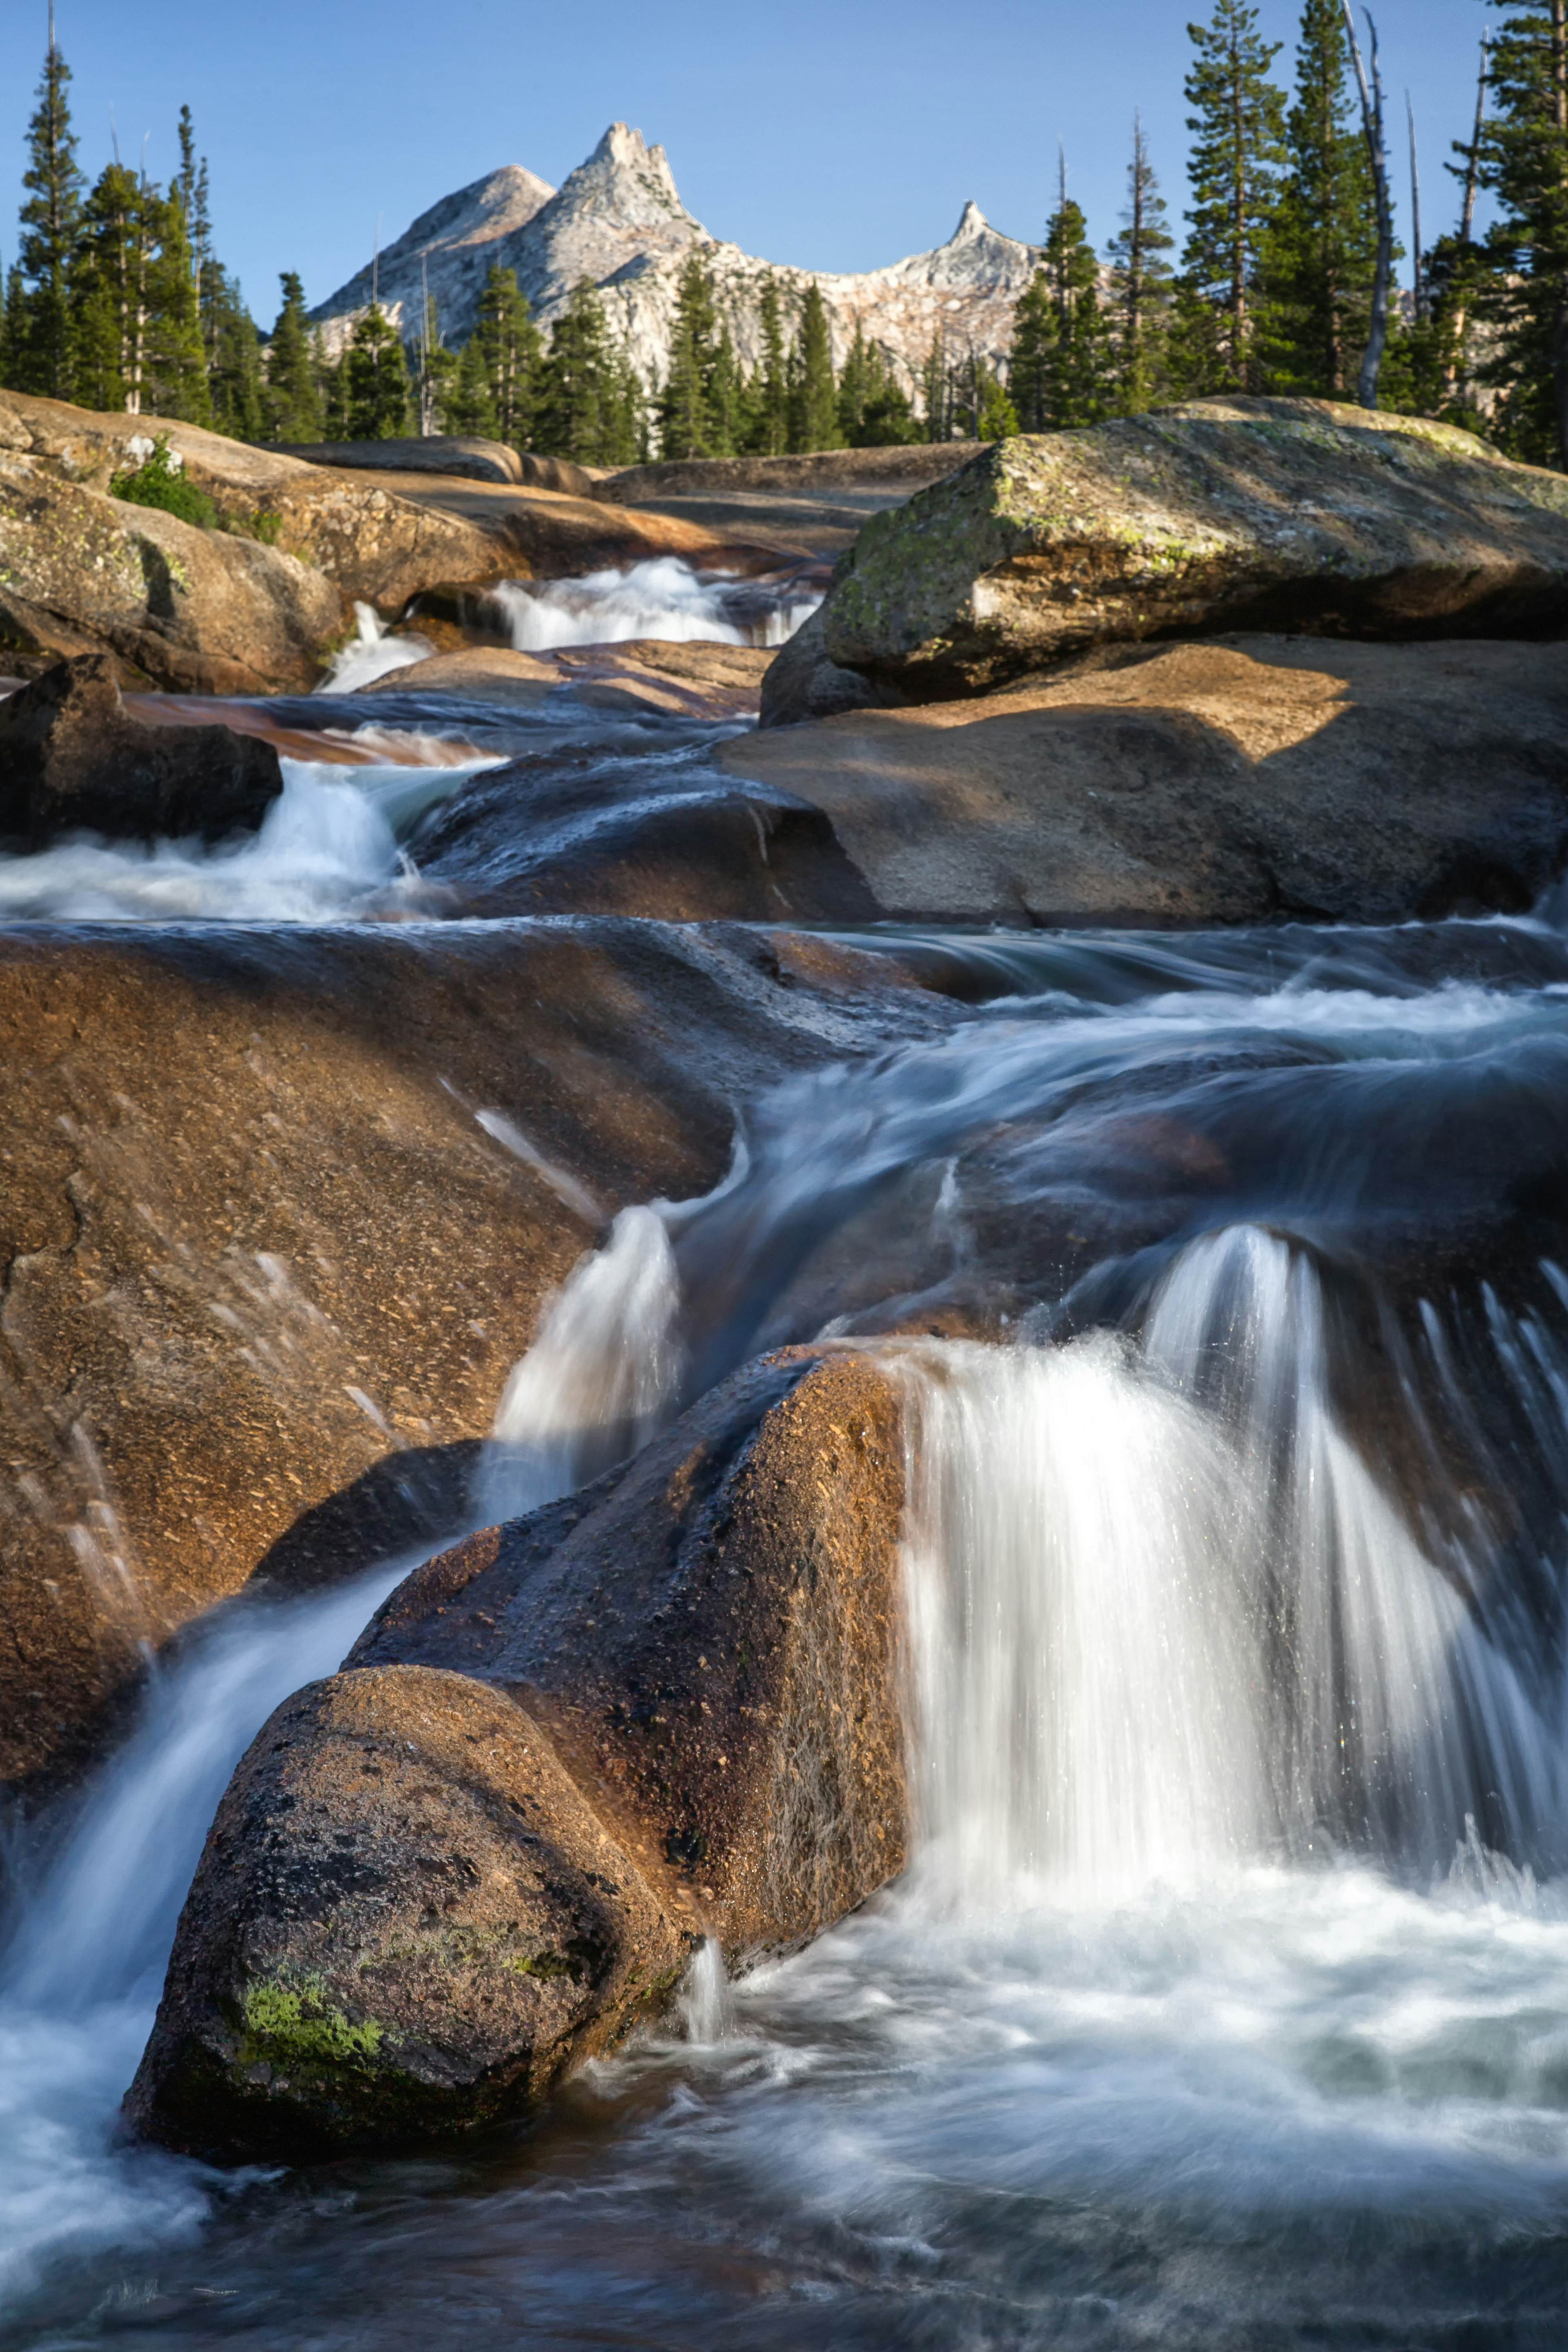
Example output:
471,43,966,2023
2,577,1567,2348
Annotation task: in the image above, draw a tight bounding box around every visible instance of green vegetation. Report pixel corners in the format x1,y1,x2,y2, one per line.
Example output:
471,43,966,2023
239,1975,388,2071
108,434,218,527
3,4,1567,471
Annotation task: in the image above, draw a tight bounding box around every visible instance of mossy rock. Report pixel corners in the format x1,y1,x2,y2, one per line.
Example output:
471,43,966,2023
821,396,1568,699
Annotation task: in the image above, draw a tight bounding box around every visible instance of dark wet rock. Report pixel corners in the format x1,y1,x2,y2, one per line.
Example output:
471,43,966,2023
125,1664,690,2163
128,1348,907,2161
413,747,880,922
276,436,528,486
0,656,283,844
727,636,1568,927
0,921,949,1805
821,400,1568,700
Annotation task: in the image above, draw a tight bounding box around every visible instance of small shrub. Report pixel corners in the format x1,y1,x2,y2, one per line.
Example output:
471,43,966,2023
109,435,219,530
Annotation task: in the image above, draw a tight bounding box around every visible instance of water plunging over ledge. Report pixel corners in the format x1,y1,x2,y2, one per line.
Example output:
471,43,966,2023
5,914,1568,2345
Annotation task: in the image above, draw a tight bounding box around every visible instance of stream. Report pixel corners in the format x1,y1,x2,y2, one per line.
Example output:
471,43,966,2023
3,577,1568,2346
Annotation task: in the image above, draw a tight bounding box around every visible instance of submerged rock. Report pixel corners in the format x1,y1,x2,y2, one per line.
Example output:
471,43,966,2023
820,400,1568,699
128,1349,908,2160
0,656,283,845
728,635,1568,926
412,745,879,922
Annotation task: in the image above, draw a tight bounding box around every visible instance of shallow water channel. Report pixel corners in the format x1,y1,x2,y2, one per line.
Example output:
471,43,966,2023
4,621,1568,2345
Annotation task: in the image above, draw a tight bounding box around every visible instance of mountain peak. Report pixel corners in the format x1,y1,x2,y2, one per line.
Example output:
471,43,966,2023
560,123,690,227
952,200,990,241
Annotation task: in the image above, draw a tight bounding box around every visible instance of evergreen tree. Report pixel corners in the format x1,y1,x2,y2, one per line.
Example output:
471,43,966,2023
1261,0,1379,395
534,279,619,463
265,273,325,441
1009,270,1055,431
473,265,540,443
1475,0,1568,466
787,281,839,451
657,250,719,456
143,184,211,421
1042,191,1111,423
837,329,920,445
341,304,412,439
1105,116,1177,411
413,289,457,435
750,273,789,454
922,331,950,438
8,28,84,396
445,334,498,436
71,162,158,412
205,274,265,441
1182,0,1289,390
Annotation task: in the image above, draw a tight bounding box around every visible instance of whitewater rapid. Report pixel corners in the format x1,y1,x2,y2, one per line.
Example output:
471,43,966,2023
6,918,1568,2343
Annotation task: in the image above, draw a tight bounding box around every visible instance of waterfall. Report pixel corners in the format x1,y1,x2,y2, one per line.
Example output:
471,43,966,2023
487,559,822,651
897,1225,1565,1904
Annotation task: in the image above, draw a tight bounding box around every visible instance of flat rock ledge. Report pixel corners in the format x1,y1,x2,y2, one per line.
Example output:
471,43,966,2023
126,1348,907,2163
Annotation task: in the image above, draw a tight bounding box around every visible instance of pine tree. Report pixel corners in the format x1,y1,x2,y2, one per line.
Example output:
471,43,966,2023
751,274,789,454
534,279,615,462
143,184,212,421
265,273,325,441
837,332,920,445
1042,191,1111,423
445,334,498,436
341,304,412,439
1476,0,1568,466
1262,0,1380,396
205,274,265,441
657,250,727,458
1009,272,1055,432
922,332,950,439
473,265,540,444
1182,0,1289,390
1105,116,1177,412
71,162,158,412
787,281,839,451
9,27,84,396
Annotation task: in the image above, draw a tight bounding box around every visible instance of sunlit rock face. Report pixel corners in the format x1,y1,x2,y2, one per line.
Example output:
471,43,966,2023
309,125,1042,392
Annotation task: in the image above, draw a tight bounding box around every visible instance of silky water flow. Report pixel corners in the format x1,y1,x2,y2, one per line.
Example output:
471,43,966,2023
6,924,1568,2343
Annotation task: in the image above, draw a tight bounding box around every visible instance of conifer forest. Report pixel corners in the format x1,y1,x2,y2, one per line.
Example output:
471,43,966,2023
6,0,1568,470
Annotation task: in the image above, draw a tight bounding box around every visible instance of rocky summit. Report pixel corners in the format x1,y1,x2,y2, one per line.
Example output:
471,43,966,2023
310,124,1040,393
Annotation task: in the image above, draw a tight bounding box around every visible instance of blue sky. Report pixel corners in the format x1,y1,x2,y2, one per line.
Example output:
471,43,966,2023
2,0,1495,330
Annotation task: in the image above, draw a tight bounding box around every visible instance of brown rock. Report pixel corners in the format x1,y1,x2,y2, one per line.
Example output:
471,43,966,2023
0,447,345,694
129,1349,908,2160
276,436,527,486
760,604,907,727
822,400,1568,700
0,655,282,845
359,638,774,721
0,922,942,1806
124,1665,690,2163
726,636,1568,926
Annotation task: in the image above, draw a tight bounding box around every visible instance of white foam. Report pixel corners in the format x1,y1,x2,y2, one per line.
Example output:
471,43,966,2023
315,601,433,693
489,559,820,651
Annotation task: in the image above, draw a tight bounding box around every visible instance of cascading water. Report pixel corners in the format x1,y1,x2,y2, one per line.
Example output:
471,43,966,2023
488,557,822,650
9,915,1568,2345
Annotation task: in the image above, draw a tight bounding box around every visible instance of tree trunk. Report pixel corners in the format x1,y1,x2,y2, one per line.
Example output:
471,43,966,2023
1342,1,1392,408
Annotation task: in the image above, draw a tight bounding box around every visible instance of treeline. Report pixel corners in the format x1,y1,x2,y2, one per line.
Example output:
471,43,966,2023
4,0,1567,471
994,0,1568,469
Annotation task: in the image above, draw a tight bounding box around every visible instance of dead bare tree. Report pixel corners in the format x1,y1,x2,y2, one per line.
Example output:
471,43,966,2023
1340,1,1394,408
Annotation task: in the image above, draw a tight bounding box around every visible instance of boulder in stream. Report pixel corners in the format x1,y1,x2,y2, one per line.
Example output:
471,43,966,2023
0,656,283,845
818,399,1568,699
127,1348,908,2160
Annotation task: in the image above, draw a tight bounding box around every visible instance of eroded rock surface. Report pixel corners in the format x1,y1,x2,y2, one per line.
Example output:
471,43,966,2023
731,636,1568,925
821,400,1568,699
129,1349,908,2160
0,922,943,1806
0,656,282,845
0,445,344,694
